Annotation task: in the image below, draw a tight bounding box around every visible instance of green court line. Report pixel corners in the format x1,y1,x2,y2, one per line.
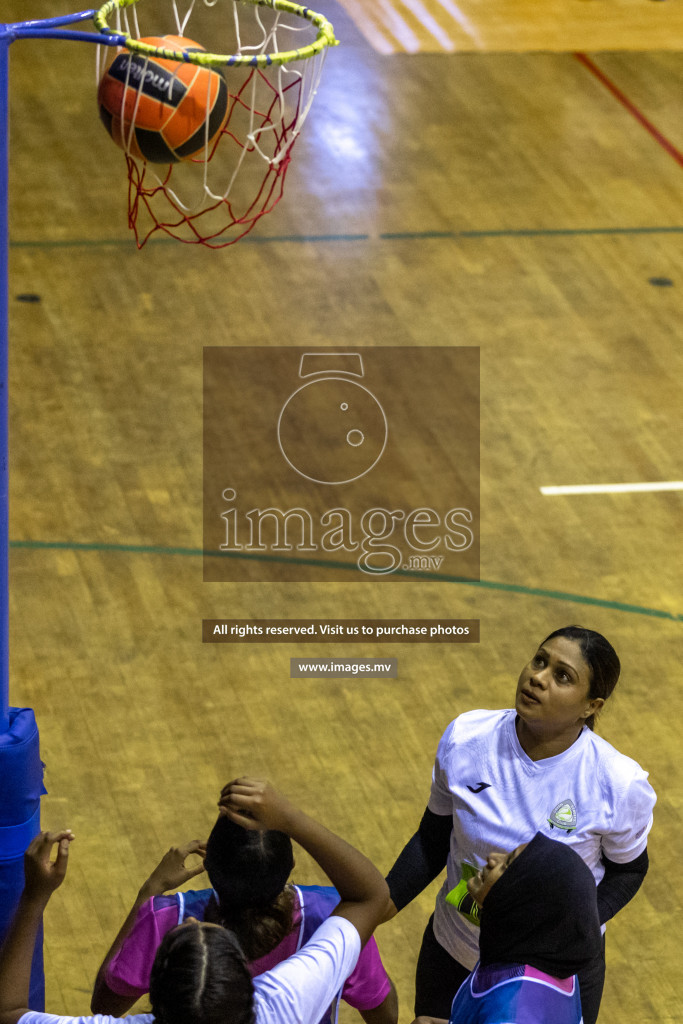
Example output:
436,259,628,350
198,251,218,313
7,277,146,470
8,234,371,249
9,538,682,622
9,225,683,248
240,234,370,244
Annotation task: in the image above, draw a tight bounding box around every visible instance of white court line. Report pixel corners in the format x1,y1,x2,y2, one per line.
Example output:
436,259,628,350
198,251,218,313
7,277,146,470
541,482,683,496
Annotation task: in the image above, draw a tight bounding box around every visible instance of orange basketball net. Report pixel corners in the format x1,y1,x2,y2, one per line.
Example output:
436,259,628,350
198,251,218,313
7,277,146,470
94,0,338,247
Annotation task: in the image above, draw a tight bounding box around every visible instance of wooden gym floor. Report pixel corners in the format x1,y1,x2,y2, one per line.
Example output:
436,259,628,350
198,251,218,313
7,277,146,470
4,1,682,1021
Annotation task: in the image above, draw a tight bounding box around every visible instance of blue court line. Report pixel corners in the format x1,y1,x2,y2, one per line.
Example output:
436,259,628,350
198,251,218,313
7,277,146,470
9,225,683,248
9,538,682,622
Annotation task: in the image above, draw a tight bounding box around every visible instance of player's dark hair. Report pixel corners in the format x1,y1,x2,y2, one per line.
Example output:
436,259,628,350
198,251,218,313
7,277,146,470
204,887,295,962
541,625,620,730
203,816,295,961
149,922,254,1024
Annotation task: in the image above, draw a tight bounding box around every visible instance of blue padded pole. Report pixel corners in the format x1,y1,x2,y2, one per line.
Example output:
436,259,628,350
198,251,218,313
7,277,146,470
0,708,46,1010
0,25,9,737
0,11,117,1008
0,23,45,1011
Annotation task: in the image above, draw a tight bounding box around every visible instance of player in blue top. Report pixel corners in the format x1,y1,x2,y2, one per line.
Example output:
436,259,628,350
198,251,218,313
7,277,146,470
413,831,602,1024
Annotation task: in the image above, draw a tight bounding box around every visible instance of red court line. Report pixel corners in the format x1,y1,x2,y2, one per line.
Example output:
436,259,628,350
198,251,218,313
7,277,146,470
574,52,683,170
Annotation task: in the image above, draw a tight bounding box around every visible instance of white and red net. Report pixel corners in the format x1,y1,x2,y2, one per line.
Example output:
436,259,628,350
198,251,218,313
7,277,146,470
94,0,337,247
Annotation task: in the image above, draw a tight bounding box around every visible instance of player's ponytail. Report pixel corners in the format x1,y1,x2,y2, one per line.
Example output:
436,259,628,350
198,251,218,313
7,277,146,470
203,814,295,960
204,887,295,961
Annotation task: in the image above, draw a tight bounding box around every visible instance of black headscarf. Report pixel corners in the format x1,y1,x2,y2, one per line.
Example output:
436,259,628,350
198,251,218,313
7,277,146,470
204,814,294,911
478,832,602,978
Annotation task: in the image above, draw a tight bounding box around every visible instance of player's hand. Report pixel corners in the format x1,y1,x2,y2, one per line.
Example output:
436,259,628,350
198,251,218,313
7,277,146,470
218,778,296,833
23,830,74,901
142,841,207,897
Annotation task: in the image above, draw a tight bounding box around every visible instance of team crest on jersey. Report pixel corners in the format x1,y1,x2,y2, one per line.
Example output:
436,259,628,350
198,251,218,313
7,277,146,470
548,799,577,832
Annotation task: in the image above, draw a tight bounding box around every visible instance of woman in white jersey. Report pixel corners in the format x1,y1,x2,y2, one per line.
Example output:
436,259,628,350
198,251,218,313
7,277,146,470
0,778,391,1024
385,625,656,1024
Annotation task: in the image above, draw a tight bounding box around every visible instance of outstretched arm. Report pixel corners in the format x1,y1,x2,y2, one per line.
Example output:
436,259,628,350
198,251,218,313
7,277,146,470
219,778,390,947
91,840,207,1014
0,831,73,1024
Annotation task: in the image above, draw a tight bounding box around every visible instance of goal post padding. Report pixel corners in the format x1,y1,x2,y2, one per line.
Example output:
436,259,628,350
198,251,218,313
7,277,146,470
0,708,45,1010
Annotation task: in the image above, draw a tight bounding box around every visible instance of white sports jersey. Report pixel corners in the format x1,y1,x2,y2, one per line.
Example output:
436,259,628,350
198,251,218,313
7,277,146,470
19,918,361,1024
428,709,656,970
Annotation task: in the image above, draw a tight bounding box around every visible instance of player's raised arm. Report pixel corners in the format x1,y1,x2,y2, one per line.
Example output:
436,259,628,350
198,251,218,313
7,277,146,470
219,778,390,947
91,839,207,1015
0,831,73,1024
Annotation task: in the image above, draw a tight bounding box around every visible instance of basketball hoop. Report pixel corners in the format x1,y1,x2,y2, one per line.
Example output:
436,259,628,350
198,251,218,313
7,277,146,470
93,0,339,247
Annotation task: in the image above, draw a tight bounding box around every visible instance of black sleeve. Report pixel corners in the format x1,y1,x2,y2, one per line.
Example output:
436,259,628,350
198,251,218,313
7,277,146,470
386,806,452,912
596,847,649,925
